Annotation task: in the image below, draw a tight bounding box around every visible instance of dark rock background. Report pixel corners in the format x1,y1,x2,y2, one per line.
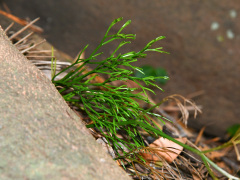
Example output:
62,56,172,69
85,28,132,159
3,0,240,137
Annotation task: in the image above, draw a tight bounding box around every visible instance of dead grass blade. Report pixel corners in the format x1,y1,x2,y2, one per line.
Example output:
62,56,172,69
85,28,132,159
163,94,202,126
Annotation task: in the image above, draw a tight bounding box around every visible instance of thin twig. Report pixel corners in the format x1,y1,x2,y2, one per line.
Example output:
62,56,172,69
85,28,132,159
0,10,43,33
26,55,53,58
9,17,41,40
20,39,46,53
4,22,14,33
27,50,55,53
2,2,11,14
14,32,33,45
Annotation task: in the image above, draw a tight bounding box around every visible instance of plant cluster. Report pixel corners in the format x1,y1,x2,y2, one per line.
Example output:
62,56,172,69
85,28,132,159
52,18,239,180
52,17,169,154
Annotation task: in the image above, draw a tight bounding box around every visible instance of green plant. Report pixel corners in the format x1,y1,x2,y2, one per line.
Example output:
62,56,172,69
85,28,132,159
52,17,168,155
52,18,239,180
227,124,240,137
134,65,168,85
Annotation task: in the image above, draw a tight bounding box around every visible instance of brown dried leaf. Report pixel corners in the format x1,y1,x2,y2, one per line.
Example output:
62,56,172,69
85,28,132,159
141,137,187,163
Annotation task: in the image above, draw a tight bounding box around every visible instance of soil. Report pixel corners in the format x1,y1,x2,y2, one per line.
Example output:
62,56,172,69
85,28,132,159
3,0,240,137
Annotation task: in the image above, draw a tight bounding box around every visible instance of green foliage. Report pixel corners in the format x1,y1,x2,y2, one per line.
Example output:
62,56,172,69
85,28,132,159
134,65,169,85
52,18,239,180
227,124,240,137
52,17,168,155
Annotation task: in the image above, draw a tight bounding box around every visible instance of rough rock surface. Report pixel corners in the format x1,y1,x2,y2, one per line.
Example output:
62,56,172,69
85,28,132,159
0,27,130,180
